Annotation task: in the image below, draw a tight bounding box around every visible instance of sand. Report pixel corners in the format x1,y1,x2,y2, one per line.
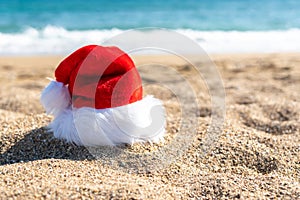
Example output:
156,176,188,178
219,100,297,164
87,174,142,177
0,53,299,199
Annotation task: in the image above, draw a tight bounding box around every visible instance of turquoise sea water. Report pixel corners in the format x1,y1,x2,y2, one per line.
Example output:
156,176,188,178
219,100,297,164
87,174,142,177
1,0,300,32
1,0,300,54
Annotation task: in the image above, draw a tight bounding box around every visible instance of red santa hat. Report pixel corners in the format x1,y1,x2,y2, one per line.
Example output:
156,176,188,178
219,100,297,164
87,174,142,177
41,45,165,146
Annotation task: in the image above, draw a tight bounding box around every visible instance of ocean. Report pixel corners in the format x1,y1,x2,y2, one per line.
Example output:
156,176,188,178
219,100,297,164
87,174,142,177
1,0,300,55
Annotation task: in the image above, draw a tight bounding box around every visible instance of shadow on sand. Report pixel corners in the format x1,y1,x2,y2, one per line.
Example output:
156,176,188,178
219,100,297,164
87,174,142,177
0,127,95,165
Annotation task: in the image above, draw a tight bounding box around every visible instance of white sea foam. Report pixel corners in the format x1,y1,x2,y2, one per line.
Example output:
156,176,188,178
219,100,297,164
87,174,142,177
177,29,300,53
0,26,123,55
1,25,300,55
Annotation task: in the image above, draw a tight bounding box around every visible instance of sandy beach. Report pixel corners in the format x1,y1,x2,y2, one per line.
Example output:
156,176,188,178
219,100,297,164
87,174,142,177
0,53,299,199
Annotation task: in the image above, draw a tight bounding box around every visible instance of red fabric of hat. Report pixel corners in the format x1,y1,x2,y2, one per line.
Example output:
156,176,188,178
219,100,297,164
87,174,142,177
55,45,143,109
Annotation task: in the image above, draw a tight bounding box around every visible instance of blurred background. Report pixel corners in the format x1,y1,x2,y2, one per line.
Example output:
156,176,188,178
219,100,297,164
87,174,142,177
1,0,300,55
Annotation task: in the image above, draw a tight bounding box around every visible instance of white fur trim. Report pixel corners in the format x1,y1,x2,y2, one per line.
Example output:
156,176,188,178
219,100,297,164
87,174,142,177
40,81,71,117
46,95,165,146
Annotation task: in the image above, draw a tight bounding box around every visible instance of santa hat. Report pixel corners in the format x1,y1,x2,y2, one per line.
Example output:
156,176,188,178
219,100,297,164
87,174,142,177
40,45,165,146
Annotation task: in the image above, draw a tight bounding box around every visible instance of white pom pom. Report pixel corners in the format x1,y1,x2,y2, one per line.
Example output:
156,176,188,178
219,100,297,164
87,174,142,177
40,80,71,117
